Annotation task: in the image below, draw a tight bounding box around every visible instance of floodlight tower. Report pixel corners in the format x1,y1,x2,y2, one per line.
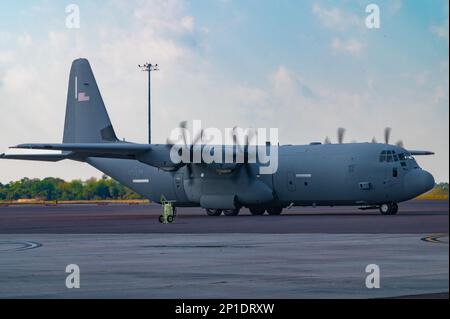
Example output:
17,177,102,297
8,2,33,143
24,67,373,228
138,62,159,144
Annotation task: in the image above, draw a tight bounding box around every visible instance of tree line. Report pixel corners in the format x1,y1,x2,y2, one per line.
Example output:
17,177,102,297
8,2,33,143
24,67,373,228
0,177,447,201
0,176,143,201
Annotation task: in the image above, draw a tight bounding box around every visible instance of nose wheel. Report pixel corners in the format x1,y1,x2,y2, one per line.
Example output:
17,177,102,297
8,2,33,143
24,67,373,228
379,202,398,215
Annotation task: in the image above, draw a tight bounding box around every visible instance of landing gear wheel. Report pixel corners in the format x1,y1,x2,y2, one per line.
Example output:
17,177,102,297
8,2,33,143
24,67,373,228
249,206,265,215
379,203,391,215
390,203,399,215
267,207,283,215
158,215,164,223
379,203,398,215
223,208,240,216
206,209,222,216
167,215,174,223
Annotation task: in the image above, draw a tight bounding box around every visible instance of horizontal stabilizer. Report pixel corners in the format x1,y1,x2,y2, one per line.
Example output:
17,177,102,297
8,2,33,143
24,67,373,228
0,153,69,162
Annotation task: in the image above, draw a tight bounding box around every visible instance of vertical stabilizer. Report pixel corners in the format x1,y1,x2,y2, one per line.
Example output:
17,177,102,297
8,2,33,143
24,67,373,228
63,58,118,143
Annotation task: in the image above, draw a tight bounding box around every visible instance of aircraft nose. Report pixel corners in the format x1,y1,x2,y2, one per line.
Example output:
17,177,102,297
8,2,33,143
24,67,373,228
404,169,435,197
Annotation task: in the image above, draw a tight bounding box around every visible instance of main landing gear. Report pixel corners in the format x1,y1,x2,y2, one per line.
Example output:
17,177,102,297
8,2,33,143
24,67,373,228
205,206,284,216
379,202,398,215
249,206,283,216
205,208,240,216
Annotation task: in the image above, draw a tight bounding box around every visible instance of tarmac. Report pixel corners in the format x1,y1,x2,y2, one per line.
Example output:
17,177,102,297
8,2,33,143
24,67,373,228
0,199,447,234
0,200,448,298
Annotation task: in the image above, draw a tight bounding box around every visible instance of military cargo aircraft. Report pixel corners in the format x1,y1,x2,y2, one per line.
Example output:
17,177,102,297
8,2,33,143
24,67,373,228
1,59,435,217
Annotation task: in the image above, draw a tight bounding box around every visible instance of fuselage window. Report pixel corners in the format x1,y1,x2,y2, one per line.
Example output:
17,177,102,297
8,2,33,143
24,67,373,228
393,167,398,177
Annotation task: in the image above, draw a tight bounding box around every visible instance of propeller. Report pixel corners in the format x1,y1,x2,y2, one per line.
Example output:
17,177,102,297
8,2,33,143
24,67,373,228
368,127,404,148
324,136,331,144
384,127,391,144
337,127,345,144
230,127,257,180
166,121,206,178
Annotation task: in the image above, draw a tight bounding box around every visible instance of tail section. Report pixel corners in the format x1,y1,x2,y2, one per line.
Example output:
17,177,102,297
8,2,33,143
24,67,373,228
63,58,118,143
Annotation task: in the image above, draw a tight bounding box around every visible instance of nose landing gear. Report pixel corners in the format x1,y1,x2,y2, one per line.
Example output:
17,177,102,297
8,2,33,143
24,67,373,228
379,202,398,215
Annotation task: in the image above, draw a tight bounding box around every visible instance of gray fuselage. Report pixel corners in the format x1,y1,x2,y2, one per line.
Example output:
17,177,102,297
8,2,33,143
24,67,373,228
86,142,435,209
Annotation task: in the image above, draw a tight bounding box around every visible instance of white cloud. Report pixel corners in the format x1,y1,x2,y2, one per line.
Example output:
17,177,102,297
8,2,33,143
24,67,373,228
17,34,32,47
312,3,361,31
431,18,449,42
0,51,15,63
181,16,195,32
331,38,363,56
387,0,402,14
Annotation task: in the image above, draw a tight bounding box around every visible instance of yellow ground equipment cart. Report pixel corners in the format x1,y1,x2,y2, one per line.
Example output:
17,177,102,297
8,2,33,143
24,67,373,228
159,196,176,224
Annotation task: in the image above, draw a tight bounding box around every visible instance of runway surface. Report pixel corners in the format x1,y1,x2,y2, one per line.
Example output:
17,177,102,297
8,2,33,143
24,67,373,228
0,234,448,298
0,200,447,298
0,200,448,234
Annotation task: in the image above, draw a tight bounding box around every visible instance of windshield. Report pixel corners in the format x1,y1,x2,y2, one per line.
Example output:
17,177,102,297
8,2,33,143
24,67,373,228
379,150,414,162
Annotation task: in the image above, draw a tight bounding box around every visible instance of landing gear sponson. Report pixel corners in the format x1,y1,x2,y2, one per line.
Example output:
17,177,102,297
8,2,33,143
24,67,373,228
205,206,284,216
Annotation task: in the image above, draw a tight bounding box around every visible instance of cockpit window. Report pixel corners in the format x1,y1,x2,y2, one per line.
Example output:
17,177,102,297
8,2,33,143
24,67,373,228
398,152,414,161
380,150,404,162
386,151,393,162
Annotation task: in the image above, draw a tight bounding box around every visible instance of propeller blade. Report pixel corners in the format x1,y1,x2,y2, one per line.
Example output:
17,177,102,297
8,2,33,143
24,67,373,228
337,127,345,144
324,136,331,144
192,129,204,145
371,137,377,143
179,121,188,146
384,127,391,144
231,126,243,153
186,163,193,178
396,140,404,148
244,163,253,180
246,128,257,146
179,121,187,129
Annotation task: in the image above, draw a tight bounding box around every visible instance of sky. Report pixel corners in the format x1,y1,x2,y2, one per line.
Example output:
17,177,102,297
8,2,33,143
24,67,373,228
0,0,448,183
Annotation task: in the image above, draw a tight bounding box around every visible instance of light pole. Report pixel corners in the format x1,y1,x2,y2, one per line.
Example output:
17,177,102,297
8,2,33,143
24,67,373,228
138,62,159,144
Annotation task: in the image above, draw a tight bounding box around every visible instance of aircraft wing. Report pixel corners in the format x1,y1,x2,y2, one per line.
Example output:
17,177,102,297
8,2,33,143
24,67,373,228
408,150,435,156
1,143,152,162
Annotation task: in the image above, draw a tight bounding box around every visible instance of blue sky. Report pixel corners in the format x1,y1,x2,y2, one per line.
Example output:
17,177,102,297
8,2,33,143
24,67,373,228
0,0,448,182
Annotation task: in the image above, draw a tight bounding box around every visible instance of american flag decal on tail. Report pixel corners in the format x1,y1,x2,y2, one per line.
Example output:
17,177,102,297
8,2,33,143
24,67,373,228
75,76,90,102
78,92,90,102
